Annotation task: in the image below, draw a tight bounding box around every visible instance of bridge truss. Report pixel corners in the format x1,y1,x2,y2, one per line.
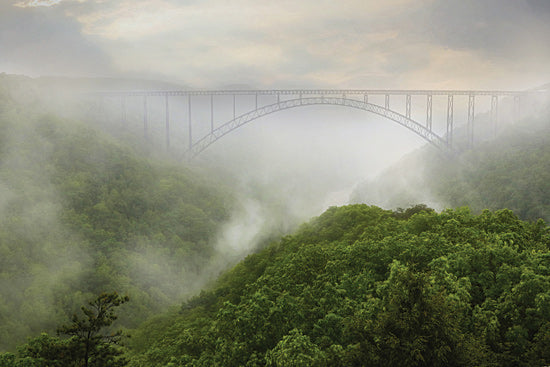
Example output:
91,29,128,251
96,89,540,158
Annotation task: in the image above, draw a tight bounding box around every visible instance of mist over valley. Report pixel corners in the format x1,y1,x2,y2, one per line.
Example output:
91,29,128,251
2,0,550,365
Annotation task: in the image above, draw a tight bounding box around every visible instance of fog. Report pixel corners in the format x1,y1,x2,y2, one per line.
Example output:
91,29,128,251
0,93,93,348
2,0,550,355
34,80,550,278
195,105,426,255
2,74,549,351
66,87,434,282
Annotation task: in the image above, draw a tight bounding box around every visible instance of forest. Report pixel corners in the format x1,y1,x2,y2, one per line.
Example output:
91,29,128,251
0,74,230,350
126,204,550,366
352,91,550,223
0,74,550,366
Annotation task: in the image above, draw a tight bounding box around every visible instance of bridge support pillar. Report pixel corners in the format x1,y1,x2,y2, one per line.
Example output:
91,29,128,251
447,95,453,148
468,94,475,148
121,95,126,127
98,95,105,121
188,95,192,149
165,95,170,149
211,94,214,133
406,94,411,119
514,95,520,123
143,95,148,141
491,95,498,138
426,94,432,130
385,94,390,110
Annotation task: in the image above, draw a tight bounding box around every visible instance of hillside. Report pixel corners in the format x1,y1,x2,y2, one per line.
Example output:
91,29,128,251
352,94,550,223
0,74,230,350
2,74,550,365
118,94,550,366
126,204,550,366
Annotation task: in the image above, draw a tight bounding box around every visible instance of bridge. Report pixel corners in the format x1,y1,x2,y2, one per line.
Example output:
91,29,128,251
95,89,543,158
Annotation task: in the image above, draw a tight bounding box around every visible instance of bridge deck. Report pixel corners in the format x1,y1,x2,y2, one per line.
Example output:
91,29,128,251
97,89,538,97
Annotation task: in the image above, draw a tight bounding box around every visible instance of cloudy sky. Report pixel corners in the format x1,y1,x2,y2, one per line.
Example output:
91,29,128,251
1,0,549,90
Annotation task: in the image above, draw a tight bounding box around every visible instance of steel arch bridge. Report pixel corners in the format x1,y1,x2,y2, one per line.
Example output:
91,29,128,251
96,89,542,158
191,96,449,156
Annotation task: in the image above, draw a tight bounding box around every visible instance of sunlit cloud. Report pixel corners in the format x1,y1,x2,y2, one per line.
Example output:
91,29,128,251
3,0,550,89
14,0,64,7
61,0,426,87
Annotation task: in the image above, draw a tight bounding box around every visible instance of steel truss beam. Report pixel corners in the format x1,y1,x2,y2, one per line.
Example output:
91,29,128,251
94,88,543,158
186,97,448,158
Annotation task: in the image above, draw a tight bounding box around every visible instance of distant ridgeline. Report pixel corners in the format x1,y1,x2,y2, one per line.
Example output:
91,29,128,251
128,204,550,366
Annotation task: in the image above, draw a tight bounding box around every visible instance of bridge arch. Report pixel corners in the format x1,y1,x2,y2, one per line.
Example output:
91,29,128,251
187,96,448,158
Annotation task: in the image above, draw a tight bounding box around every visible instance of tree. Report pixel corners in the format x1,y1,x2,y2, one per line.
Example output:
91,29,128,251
14,292,129,367
265,329,326,367
370,262,467,367
57,292,129,367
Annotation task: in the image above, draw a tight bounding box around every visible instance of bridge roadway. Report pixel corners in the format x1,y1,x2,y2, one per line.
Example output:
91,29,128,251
109,89,531,96
96,89,544,158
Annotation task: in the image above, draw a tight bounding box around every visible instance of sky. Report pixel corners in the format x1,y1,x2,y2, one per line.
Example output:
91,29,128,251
2,0,550,90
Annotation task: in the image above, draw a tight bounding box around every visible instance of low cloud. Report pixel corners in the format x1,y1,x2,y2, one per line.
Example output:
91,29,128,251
3,0,549,88
14,0,64,7
0,2,114,77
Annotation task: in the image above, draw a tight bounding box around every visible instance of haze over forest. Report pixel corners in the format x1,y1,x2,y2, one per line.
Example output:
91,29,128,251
1,1,550,366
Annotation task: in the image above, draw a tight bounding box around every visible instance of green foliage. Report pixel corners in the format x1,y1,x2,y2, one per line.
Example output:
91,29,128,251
128,204,550,366
2,292,129,367
354,105,550,224
4,74,550,366
431,120,550,223
0,75,229,350
56,292,129,367
16,333,72,367
265,329,325,367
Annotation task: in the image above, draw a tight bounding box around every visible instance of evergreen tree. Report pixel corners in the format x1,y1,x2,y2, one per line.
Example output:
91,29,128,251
15,292,129,367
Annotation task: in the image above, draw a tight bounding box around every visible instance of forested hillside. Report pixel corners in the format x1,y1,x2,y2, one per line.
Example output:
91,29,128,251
432,112,550,221
2,74,550,366
352,96,550,223
127,204,550,366
0,74,230,350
